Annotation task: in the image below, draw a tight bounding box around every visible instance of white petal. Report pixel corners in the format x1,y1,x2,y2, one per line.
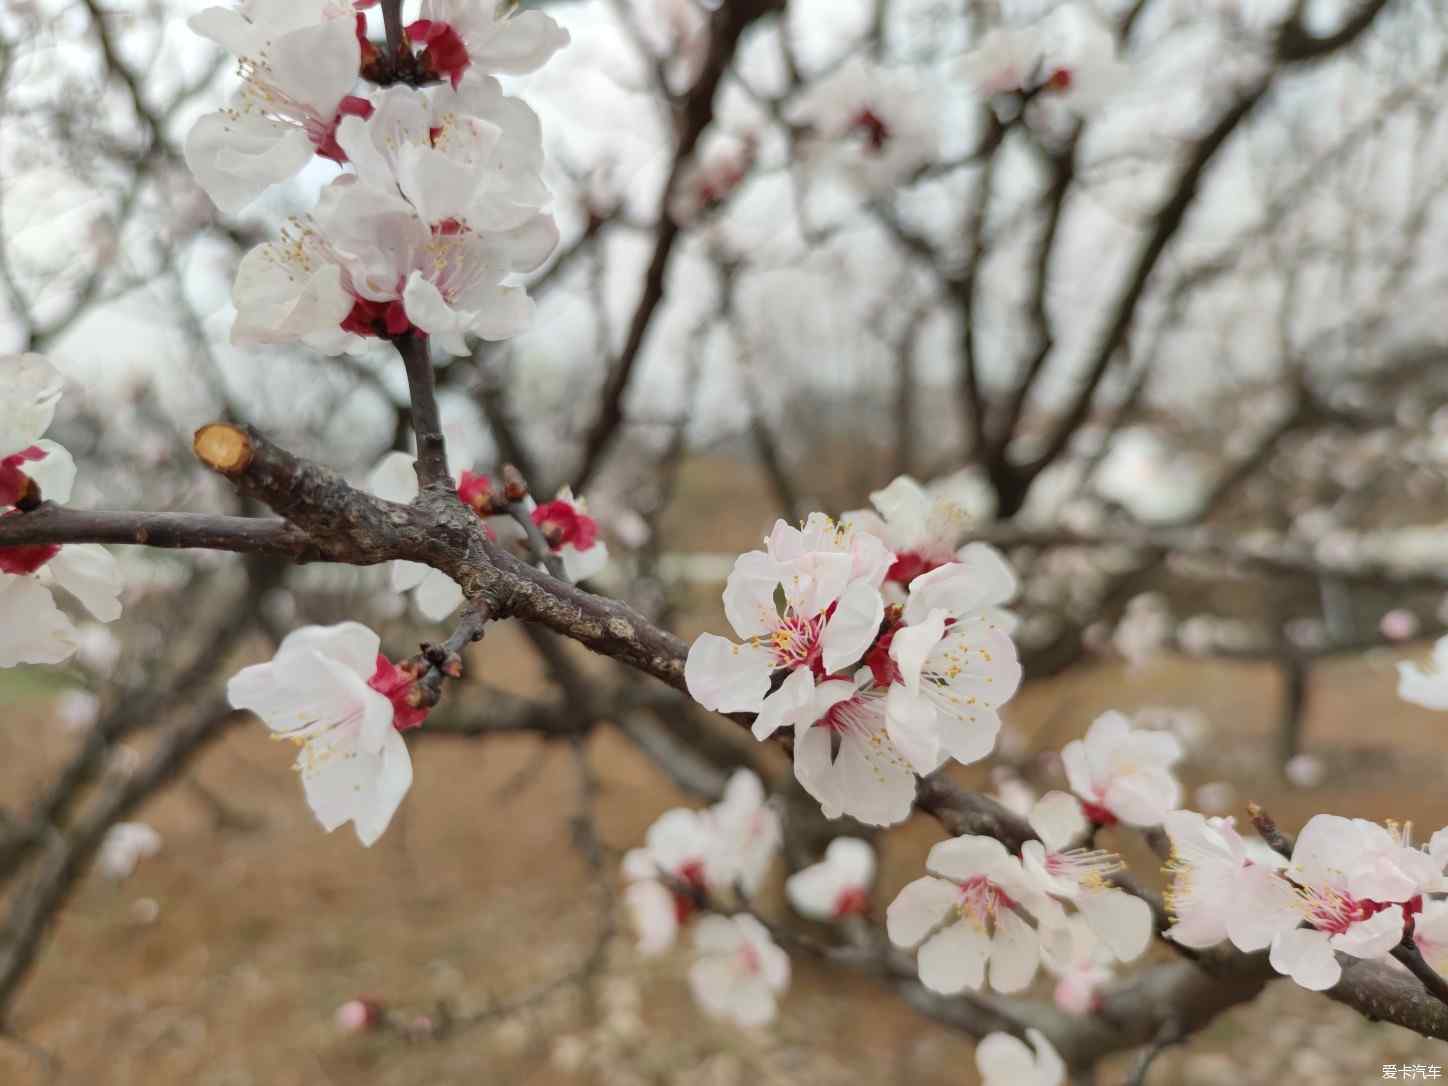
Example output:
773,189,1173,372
1078,888,1152,963
885,876,957,948
819,580,884,675
391,560,430,593
560,541,607,583
414,569,464,621
890,609,946,692
684,634,773,714
624,880,679,956
987,908,1039,993
184,109,315,215
918,922,988,994
0,354,64,452
975,1032,1037,1086
47,544,123,621
25,440,75,504
369,451,419,503
1028,792,1088,852
927,835,1012,883
1270,928,1341,991
752,666,814,740
0,576,75,666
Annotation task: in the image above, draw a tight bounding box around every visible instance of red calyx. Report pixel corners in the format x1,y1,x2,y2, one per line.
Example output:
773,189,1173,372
0,542,60,575
0,445,47,507
672,860,708,926
314,94,376,164
406,19,470,89
532,500,598,552
1046,67,1073,91
341,297,415,339
851,107,892,153
886,549,941,587
368,654,430,731
457,470,497,514
355,13,380,69
1079,799,1118,827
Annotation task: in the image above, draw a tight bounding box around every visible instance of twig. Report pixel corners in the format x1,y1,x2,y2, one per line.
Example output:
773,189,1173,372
395,333,452,493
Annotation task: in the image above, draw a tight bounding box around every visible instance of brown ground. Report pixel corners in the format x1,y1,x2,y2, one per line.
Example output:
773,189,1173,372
5,628,1448,1086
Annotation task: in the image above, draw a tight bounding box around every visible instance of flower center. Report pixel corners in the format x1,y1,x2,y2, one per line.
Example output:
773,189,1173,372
672,860,708,926
1079,799,1118,827
833,886,869,919
956,875,1014,925
850,107,892,153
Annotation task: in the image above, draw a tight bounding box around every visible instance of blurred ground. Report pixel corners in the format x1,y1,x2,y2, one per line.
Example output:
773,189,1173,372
5,629,1448,1086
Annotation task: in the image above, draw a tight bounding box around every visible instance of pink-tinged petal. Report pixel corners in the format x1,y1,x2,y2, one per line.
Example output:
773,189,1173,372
0,576,75,667
820,580,884,675
987,908,1039,992
886,876,958,948
46,544,123,621
1332,905,1404,960
684,634,772,714
1028,791,1088,852
1270,928,1341,991
918,921,989,994
1078,888,1152,963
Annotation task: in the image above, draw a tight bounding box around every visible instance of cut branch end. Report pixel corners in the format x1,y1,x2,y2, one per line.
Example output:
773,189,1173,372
193,423,254,476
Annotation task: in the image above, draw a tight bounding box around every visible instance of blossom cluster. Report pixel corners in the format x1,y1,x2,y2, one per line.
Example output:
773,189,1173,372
1,355,124,668
685,477,1023,826
621,768,879,1026
185,0,567,354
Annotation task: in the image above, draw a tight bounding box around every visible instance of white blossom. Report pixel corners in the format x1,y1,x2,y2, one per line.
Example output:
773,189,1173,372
97,822,163,880
887,835,1056,994
1060,711,1182,827
226,623,420,846
785,837,875,921
1398,634,1448,710
687,914,790,1027
185,0,363,213
975,1027,1066,1086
